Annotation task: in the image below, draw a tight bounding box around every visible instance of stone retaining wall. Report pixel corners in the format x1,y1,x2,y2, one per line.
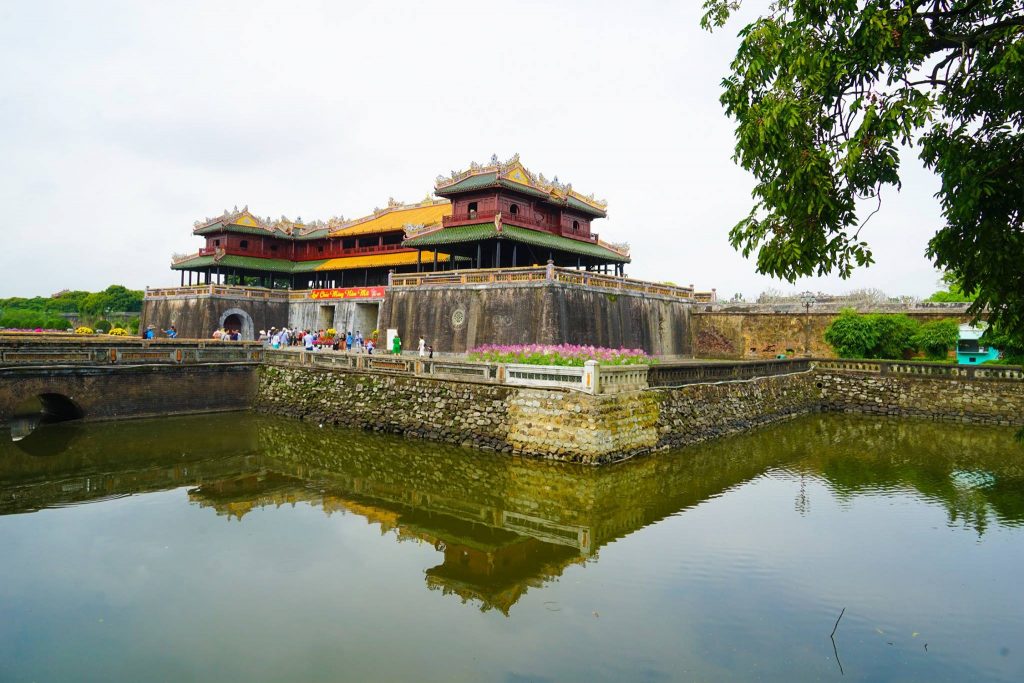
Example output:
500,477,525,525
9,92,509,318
255,364,813,464
655,372,821,450
816,371,1024,426
255,362,1024,464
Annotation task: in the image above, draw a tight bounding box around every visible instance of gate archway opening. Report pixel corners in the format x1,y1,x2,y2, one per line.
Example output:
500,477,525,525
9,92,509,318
218,308,255,341
10,393,85,446
14,393,85,424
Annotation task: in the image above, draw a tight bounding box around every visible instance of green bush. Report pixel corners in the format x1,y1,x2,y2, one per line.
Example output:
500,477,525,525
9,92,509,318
984,326,1024,365
823,310,879,358
869,314,920,359
94,319,112,333
913,319,959,360
823,310,924,359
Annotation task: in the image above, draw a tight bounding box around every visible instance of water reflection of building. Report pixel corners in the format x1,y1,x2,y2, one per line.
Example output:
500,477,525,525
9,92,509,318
187,473,583,615
3,413,1021,612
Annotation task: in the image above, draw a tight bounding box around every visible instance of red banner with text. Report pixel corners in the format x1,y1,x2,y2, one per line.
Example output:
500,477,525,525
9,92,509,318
310,287,386,301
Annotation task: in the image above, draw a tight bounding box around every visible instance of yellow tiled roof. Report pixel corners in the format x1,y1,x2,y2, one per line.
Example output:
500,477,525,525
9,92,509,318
316,250,449,271
329,200,451,237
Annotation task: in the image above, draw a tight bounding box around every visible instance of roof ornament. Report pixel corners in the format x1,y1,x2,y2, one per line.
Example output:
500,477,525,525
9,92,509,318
387,197,400,208
233,205,238,213
490,153,499,165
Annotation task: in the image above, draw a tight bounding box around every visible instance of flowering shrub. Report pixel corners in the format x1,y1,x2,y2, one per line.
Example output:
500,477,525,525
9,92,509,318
74,326,94,335
468,343,652,366
108,328,129,336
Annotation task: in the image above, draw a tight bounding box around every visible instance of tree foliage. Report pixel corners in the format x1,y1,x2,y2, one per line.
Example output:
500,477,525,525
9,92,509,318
702,0,1024,340
913,318,960,358
824,309,936,358
824,309,882,357
0,285,143,329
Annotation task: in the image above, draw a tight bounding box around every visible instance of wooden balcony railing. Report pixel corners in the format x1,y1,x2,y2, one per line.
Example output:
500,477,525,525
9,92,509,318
443,210,560,233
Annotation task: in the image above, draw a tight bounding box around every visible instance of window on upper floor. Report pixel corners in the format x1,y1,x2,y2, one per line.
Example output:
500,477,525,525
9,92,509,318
468,202,478,218
509,204,519,216
240,240,249,249
572,220,580,233
214,239,221,246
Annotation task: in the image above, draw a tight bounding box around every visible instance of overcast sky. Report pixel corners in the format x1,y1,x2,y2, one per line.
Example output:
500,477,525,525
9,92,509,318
0,0,948,299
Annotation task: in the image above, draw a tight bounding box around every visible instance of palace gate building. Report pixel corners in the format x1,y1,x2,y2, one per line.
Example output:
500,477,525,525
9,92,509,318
143,155,713,353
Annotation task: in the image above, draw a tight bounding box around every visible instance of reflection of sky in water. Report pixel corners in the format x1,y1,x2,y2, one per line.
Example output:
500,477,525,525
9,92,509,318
0,413,1022,682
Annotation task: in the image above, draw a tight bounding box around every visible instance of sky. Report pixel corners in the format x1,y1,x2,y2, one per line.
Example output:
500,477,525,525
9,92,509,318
0,0,949,300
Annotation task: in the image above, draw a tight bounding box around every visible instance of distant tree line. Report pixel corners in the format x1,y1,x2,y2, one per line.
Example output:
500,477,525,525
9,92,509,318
0,285,143,331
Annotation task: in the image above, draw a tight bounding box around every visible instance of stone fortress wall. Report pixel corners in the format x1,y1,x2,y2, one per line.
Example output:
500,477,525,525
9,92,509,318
4,336,1019,466
254,359,1023,465
143,282,975,361
379,279,692,356
690,302,975,359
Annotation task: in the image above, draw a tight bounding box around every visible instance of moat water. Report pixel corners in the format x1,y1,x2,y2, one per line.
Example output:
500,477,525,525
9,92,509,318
1,413,1022,682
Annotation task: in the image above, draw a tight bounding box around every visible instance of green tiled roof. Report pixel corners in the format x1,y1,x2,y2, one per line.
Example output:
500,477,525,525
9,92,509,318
403,223,629,262
172,254,329,273
566,196,607,217
404,223,498,247
194,223,331,240
434,173,499,195
497,179,551,199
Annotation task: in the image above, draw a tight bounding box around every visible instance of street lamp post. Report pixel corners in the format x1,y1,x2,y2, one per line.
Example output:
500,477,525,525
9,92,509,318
800,291,816,357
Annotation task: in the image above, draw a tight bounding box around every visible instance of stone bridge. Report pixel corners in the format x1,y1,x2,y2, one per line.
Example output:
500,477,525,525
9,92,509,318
0,335,262,427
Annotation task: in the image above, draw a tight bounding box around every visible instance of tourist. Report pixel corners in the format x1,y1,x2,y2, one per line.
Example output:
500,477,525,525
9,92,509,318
212,328,223,341
366,338,375,354
145,325,156,340
428,344,434,359
392,333,402,355
354,330,363,353
418,336,426,357
258,330,268,343
271,330,282,349
346,330,354,352
304,329,315,351
164,325,177,338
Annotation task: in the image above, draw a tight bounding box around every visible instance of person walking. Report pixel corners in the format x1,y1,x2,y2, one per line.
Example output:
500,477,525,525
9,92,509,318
418,336,426,357
346,330,354,353
303,329,314,351
354,330,363,353
392,333,402,355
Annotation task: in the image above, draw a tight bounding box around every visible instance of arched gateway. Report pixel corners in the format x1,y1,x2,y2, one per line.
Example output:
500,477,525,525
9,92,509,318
219,308,255,341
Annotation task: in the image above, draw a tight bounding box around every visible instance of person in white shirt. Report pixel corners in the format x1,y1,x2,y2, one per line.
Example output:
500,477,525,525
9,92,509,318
418,336,426,357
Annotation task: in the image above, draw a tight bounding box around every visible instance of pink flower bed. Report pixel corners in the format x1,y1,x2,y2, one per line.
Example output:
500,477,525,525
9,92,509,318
468,343,652,366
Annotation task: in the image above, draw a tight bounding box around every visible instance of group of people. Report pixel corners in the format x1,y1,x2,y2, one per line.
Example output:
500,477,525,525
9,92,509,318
143,324,177,339
255,326,435,357
211,327,242,341
260,326,376,353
